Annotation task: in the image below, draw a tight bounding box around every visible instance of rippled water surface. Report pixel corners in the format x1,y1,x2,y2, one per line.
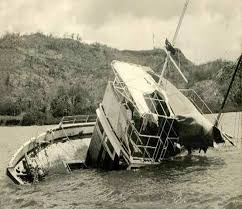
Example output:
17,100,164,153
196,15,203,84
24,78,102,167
0,112,241,209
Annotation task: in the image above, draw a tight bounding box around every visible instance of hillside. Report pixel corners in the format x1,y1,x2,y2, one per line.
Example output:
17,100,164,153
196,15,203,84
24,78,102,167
0,33,240,125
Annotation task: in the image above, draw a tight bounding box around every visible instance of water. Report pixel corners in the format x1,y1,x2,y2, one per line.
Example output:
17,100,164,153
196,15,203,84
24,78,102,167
0,113,241,209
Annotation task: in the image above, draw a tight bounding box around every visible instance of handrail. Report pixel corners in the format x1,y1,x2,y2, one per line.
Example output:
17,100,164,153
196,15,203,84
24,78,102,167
59,114,96,125
126,117,178,162
159,119,175,160
179,89,214,114
179,88,218,123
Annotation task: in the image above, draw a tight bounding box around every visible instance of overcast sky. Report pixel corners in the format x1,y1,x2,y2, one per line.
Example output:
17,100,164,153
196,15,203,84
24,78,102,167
0,0,241,64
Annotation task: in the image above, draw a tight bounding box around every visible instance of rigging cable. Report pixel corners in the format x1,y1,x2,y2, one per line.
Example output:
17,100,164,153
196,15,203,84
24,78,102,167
214,54,242,127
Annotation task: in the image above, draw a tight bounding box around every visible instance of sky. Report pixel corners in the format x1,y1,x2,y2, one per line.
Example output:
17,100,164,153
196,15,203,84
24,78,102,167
0,0,241,64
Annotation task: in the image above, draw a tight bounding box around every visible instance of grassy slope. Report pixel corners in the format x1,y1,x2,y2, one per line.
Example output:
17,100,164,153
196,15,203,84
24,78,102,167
0,33,240,125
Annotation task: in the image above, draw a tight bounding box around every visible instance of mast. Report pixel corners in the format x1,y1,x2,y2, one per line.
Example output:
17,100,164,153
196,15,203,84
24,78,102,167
158,0,190,85
172,0,190,45
214,54,242,127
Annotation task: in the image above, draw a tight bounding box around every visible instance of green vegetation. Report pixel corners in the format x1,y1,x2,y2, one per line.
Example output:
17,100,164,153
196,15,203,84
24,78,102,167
0,33,240,125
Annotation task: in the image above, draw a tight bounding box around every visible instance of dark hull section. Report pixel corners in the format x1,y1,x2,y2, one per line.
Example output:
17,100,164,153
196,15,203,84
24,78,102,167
85,121,121,170
6,168,22,185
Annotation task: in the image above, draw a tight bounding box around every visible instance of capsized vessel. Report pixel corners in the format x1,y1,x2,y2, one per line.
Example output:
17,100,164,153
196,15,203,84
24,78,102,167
6,59,230,184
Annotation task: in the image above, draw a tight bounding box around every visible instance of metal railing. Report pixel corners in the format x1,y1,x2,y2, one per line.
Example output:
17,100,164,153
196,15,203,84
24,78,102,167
124,117,178,162
179,89,214,114
59,115,97,125
112,74,179,163
179,88,218,123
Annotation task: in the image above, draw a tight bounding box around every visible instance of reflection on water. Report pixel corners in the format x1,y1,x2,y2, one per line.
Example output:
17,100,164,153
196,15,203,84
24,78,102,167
0,112,241,209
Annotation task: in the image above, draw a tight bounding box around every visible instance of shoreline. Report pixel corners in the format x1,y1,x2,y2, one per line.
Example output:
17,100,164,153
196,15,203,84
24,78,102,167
0,111,241,127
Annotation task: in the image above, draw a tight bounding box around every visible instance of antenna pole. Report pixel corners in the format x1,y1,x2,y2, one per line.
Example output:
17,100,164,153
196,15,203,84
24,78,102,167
214,54,242,126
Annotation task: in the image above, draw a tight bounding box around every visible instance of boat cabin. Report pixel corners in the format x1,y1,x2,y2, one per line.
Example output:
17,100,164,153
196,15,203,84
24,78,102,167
85,61,180,169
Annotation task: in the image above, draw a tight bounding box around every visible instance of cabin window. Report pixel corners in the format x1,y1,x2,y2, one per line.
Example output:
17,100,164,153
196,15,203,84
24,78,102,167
145,91,170,116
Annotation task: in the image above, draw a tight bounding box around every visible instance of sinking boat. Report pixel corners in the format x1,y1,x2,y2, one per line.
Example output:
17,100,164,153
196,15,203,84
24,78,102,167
6,0,241,185
7,54,241,185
